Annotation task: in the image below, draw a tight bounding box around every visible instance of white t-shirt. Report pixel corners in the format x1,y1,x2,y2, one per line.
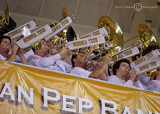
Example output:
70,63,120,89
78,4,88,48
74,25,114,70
147,80,160,92
70,67,91,78
108,75,144,89
138,74,150,89
47,60,72,73
0,54,7,61
27,53,61,68
16,49,34,63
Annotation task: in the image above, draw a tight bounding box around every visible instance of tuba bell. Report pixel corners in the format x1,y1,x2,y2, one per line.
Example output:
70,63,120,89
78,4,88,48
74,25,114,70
0,2,16,35
91,15,124,62
138,24,158,78
138,24,157,48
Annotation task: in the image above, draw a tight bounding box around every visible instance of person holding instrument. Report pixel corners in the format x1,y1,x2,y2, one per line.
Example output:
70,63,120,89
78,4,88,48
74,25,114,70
70,52,111,81
28,39,69,68
147,68,160,92
137,44,160,89
47,48,73,73
108,58,144,89
0,35,28,64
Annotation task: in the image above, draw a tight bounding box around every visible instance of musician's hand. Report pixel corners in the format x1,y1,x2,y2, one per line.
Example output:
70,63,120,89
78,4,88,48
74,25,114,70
129,69,137,82
103,55,112,65
11,44,19,54
59,46,69,57
89,46,94,53
156,69,160,80
49,48,58,55
11,38,17,45
91,60,98,67
17,47,31,55
85,46,94,59
17,50,24,56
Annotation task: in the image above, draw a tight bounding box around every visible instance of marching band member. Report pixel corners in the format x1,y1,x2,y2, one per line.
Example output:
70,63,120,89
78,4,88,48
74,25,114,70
15,48,34,63
147,68,160,92
108,59,144,89
0,35,28,64
79,46,94,60
9,38,35,63
46,48,73,73
138,45,160,89
0,35,12,61
106,65,113,76
27,39,69,68
142,45,160,56
70,52,111,81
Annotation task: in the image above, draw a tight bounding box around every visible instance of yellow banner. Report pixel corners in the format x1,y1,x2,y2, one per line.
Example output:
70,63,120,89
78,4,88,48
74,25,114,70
0,61,160,114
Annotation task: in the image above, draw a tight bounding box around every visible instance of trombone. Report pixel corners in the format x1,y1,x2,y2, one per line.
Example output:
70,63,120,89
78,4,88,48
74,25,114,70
86,15,123,63
86,15,158,74
32,8,78,54
90,21,158,63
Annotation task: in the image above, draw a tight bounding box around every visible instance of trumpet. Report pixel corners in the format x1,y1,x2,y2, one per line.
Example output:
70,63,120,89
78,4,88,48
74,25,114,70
6,45,11,49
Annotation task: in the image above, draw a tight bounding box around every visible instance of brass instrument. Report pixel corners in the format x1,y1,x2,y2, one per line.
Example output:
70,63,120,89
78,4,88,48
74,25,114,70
86,16,124,71
32,8,68,51
32,8,78,57
93,21,158,63
132,24,158,77
129,24,157,52
138,24,158,77
88,16,123,62
88,16,159,77
46,8,79,54
0,2,16,35
0,2,9,29
32,41,42,50
138,24,157,48
62,8,79,54
146,69,157,77
47,35,64,52
98,16,123,55
0,3,40,50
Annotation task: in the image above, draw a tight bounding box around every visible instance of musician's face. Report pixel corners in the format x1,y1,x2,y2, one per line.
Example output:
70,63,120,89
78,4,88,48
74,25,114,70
0,38,11,53
41,40,48,54
117,62,130,78
156,68,160,80
76,53,87,67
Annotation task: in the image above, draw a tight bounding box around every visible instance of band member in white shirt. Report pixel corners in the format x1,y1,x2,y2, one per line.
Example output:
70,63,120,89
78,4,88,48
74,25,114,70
70,52,112,81
9,38,35,63
138,44,160,89
15,48,34,63
47,49,72,73
147,68,160,92
27,39,69,68
108,58,144,89
0,35,27,64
